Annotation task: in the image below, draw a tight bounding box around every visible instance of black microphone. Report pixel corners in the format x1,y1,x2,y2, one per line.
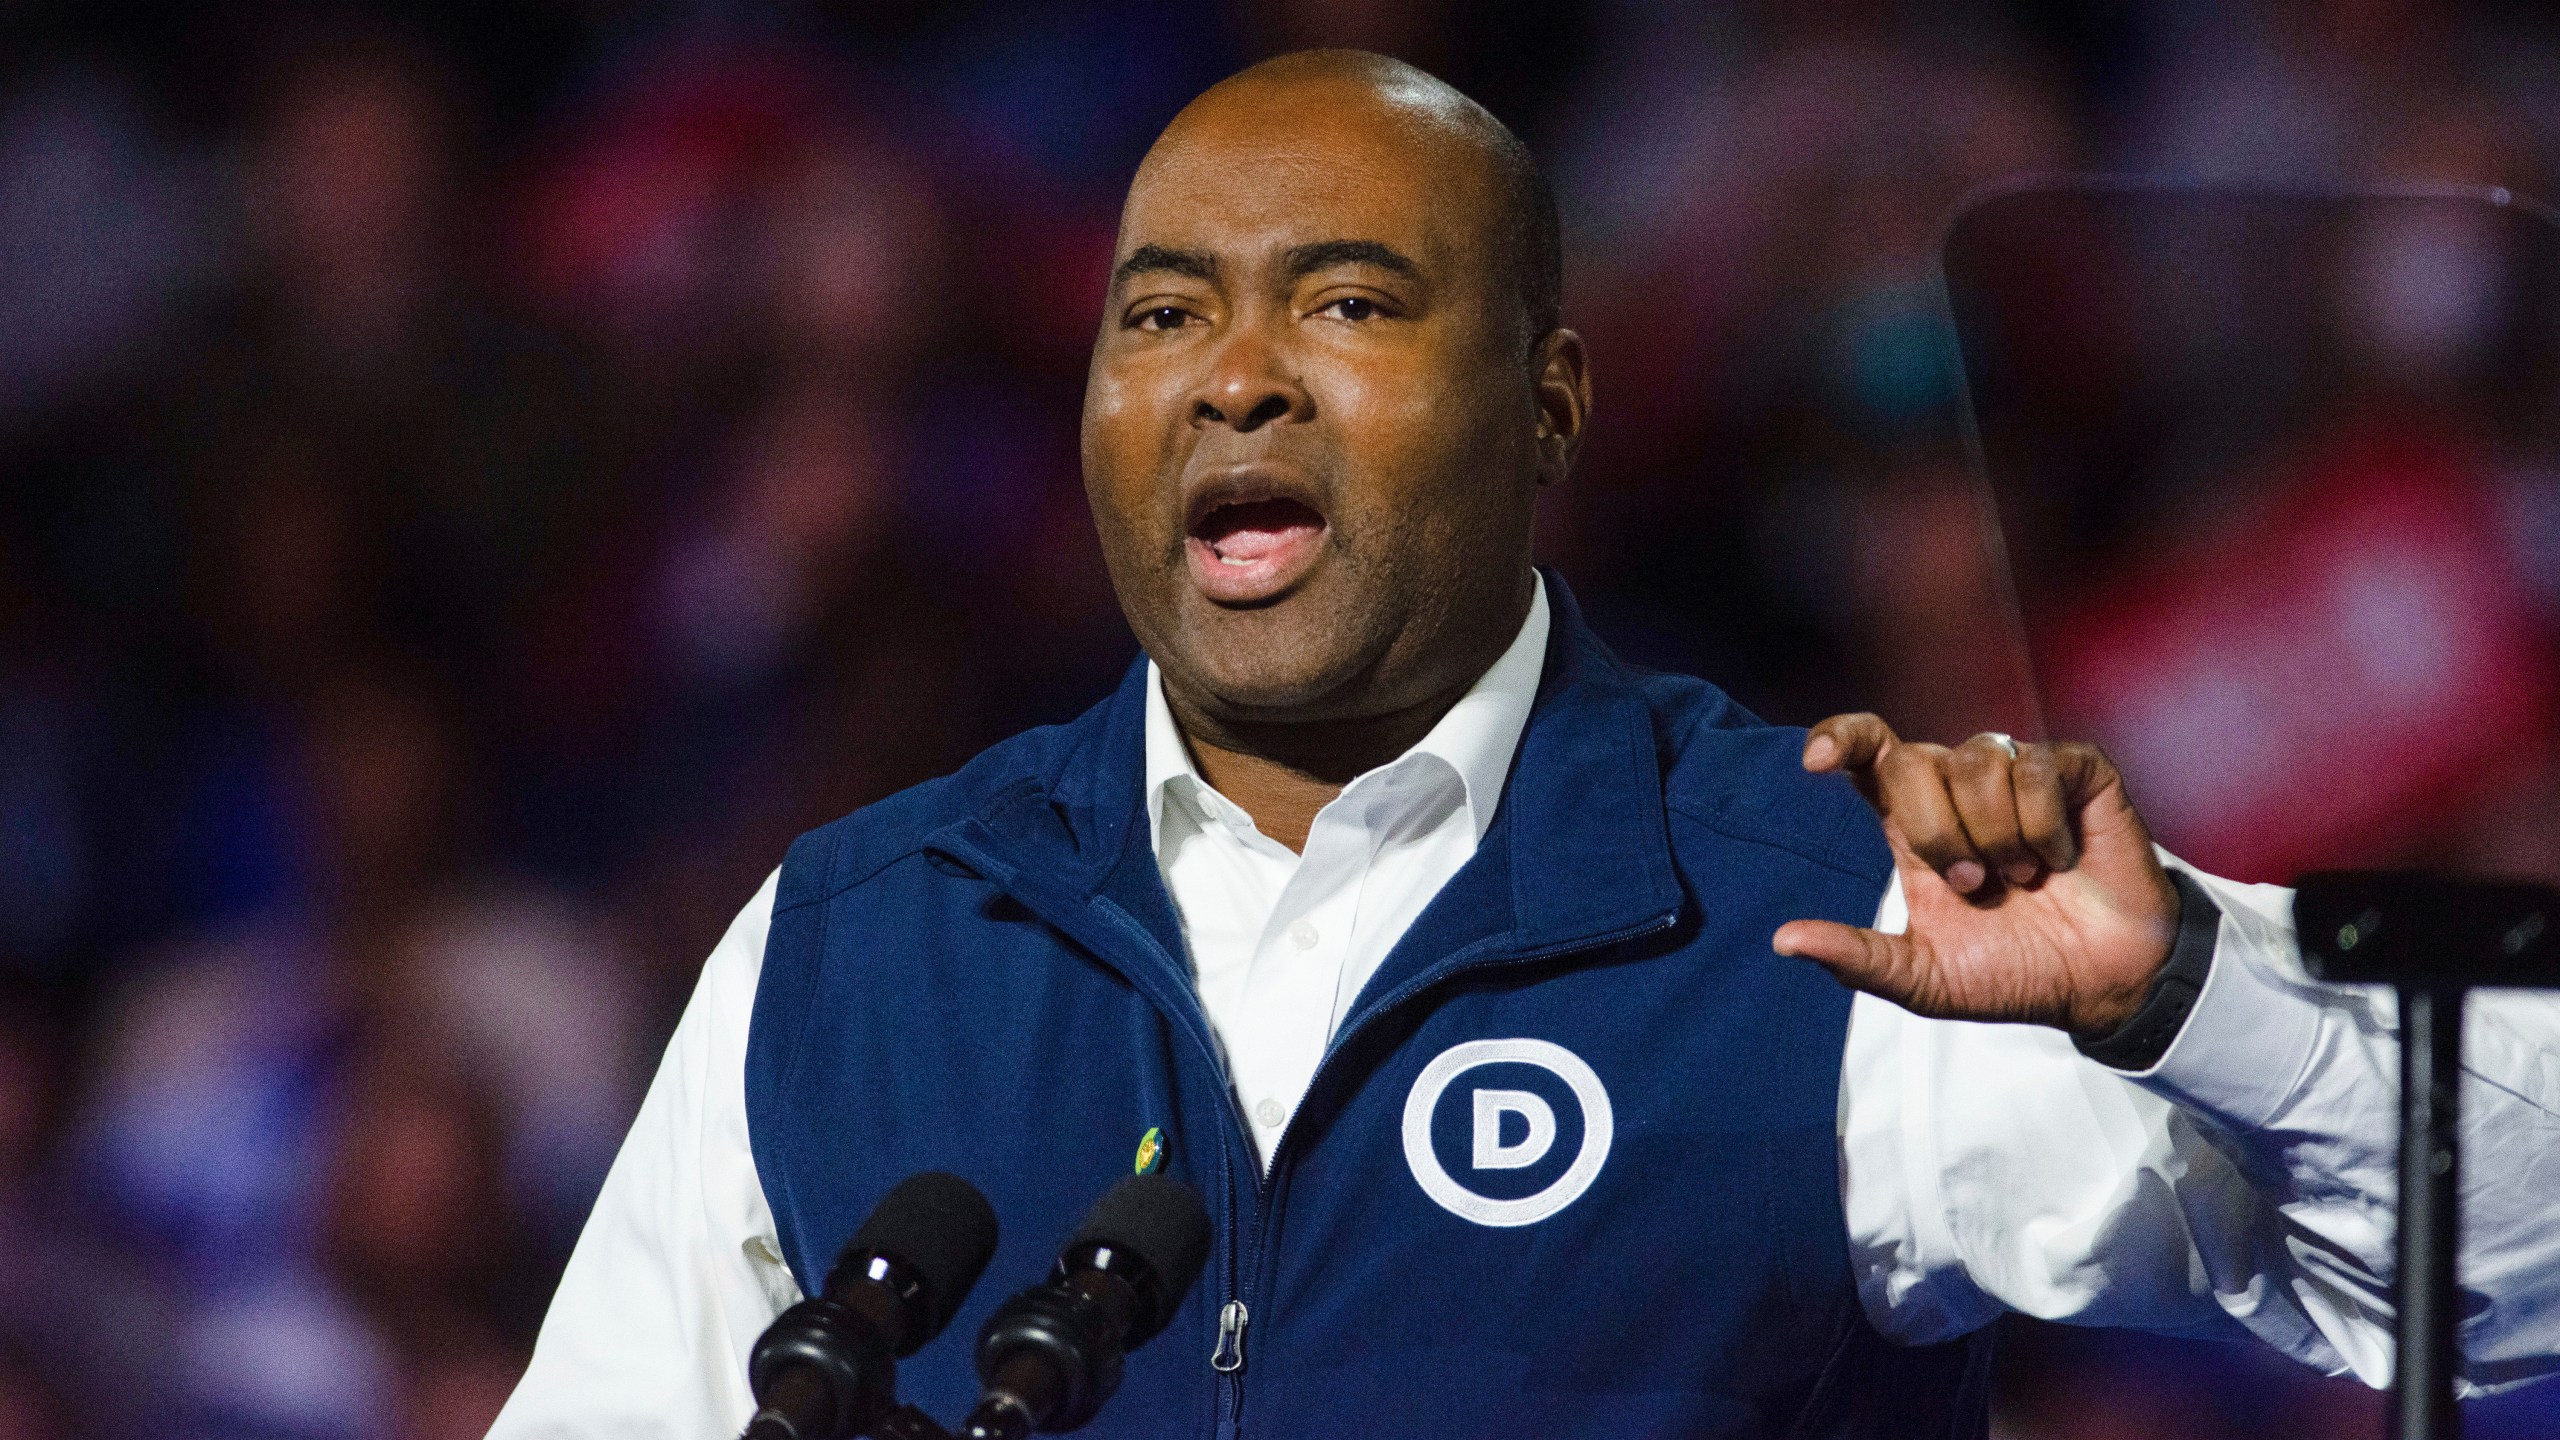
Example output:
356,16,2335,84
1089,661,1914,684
958,1174,1214,1439
744,1172,1001,1440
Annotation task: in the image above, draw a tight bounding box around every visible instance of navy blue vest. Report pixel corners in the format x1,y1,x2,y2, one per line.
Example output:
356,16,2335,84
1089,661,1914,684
747,575,1991,1438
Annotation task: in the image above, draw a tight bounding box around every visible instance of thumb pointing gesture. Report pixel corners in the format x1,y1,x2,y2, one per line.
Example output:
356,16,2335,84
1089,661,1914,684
1773,714,2178,1041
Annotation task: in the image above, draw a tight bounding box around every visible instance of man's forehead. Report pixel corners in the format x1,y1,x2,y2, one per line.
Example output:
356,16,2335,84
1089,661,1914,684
1121,158,1447,264
1117,83,1501,270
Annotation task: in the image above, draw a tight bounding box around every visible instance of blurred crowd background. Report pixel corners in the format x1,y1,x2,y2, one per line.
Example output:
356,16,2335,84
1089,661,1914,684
4,1,2560,1436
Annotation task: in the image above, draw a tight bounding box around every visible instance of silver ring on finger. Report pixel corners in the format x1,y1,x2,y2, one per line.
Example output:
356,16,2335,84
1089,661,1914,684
1975,731,2019,759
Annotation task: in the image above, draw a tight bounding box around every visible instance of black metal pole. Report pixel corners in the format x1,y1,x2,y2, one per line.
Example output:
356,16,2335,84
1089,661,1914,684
2394,983,2465,1440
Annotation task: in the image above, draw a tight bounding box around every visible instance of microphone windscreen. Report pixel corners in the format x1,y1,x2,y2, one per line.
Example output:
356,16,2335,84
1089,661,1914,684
1069,1173,1212,1344
847,1171,1000,1342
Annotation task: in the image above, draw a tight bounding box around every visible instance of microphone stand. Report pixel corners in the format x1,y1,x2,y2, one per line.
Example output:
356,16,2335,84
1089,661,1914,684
2296,871,2560,1440
2395,982,2462,1440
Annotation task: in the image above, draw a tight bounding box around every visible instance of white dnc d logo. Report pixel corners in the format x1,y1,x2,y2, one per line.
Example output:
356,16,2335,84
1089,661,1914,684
1401,1038,1613,1227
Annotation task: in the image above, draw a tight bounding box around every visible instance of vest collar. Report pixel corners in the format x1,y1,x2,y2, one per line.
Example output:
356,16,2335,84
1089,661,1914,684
1497,569,1686,950
944,568,1684,968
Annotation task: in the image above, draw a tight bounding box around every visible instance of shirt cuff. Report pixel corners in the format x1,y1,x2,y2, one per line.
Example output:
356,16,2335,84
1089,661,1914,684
2114,868,2330,1134
2073,868,2220,1071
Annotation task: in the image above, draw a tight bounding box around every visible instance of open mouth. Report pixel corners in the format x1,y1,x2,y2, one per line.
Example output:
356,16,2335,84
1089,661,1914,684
1185,496,1327,602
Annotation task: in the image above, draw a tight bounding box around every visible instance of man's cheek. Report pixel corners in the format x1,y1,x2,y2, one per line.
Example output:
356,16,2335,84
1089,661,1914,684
1321,380,1428,482
1081,367,1170,447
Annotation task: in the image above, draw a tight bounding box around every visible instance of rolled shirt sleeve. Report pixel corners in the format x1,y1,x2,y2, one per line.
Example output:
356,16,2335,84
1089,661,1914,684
1843,856,2560,1394
489,871,799,1440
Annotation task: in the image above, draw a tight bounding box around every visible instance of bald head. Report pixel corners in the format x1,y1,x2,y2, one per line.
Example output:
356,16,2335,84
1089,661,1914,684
1149,50,1561,353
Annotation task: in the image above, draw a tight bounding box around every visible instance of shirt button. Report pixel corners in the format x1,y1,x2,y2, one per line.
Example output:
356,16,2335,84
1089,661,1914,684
1287,918,1319,949
1254,1098,1285,1128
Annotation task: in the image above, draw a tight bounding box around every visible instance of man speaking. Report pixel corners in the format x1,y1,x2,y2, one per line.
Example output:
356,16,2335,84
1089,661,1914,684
492,51,2560,1437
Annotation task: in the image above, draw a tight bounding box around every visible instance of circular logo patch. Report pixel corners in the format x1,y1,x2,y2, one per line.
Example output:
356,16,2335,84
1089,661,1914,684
1400,1038,1613,1227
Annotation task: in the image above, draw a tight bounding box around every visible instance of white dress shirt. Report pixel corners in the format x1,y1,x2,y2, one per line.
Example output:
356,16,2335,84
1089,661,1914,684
492,576,2560,1440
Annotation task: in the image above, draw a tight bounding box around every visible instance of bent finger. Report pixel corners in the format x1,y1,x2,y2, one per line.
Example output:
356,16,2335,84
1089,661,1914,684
1874,744,1989,893
2049,738,2154,854
2011,742,2078,871
1948,735,2036,886
2044,740,2127,810
1804,712,1899,779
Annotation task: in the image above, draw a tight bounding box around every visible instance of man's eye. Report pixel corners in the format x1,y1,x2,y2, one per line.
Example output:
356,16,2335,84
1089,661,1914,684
1321,296,1382,321
1132,306,1194,331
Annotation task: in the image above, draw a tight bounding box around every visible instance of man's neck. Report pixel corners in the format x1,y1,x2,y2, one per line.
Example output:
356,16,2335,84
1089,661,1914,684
1174,692,1466,853
1164,577,1539,854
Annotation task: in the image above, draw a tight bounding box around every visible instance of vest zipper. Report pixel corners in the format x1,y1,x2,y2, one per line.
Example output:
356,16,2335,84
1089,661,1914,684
1211,1299,1249,1372
1212,1102,1250,1440
1221,1162,1276,1437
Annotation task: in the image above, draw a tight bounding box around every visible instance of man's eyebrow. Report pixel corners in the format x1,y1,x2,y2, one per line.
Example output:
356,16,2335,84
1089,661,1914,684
1113,244,1218,288
1282,239,1421,282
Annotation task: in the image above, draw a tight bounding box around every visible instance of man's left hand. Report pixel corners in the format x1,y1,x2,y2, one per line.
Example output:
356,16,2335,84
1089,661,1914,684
1772,713,2179,1041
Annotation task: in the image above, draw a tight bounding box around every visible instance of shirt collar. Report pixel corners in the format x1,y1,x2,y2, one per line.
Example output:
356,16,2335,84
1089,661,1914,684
1143,572,1551,846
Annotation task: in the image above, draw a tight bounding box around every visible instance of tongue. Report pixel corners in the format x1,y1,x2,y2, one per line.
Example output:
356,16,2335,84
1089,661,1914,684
1213,525,1309,561
1203,499,1321,562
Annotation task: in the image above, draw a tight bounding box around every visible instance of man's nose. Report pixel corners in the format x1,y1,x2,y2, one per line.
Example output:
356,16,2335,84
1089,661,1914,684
1191,324,1313,433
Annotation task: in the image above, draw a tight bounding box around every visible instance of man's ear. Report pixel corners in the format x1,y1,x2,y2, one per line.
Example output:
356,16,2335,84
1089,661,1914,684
1531,328,1592,487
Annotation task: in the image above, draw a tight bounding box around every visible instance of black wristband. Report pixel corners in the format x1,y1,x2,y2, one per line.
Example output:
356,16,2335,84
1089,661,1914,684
2073,868,2222,1072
